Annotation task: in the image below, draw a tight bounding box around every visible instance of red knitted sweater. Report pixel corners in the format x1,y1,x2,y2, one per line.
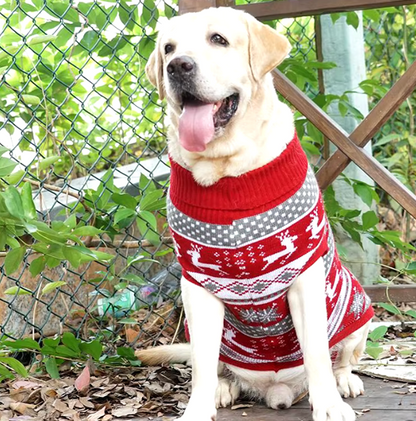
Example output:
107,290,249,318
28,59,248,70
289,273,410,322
168,135,374,372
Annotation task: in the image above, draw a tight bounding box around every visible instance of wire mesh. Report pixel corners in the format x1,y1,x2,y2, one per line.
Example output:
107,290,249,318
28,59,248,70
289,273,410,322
0,1,414,349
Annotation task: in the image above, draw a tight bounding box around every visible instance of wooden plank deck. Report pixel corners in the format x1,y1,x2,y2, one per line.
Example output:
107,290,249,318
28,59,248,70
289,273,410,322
128,376,416,421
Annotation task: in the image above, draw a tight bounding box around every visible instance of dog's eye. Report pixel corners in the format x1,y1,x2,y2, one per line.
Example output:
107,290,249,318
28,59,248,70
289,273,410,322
164,44,174,54
210,34,228,46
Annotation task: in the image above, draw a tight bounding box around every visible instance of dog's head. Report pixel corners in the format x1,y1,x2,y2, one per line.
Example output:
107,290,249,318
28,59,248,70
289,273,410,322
146,7,291,154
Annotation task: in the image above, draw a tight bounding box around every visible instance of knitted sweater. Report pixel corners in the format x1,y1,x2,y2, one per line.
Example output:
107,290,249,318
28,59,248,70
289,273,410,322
168,135,374,372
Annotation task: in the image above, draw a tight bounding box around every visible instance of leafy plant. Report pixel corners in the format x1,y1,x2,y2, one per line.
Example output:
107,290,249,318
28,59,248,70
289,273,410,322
0,333,141,382
0,149,114,275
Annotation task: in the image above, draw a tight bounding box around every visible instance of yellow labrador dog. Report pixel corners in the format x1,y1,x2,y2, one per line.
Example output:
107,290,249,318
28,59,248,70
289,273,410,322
136,7,374,421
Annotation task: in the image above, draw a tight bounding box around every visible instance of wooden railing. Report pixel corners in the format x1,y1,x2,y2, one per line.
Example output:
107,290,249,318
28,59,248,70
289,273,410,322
177,0,416,302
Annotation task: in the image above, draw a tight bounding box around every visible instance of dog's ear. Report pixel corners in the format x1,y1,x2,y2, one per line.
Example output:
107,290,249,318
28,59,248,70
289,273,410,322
146,45,165,100
246,15,291,81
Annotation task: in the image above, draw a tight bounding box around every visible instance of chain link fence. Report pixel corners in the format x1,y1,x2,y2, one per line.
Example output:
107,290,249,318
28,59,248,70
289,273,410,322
0,1,414,347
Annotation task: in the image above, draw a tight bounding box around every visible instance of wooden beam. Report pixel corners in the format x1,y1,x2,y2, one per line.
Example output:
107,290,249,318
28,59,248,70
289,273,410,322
234,0,416,21
178,0,215,14
178,0,235,14
317,60,416,189
272,69,416,219
364,285,416,303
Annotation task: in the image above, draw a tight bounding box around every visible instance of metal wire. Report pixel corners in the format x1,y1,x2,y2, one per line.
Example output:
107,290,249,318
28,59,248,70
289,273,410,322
0,1,414,346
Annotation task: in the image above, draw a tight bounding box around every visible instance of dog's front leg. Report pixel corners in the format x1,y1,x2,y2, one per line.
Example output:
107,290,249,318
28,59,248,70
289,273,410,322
287,258,355,421
179,277,225,421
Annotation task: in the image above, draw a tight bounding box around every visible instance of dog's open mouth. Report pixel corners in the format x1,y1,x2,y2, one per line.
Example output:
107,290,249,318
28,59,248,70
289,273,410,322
178,93,239,152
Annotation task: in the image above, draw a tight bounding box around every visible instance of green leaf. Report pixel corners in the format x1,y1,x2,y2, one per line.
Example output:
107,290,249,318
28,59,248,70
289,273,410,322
44,357,60,379
405,309,416,319
136,214,160,246
378,302,401,316
346,12,359,29
139,190,164,212
368,325,388,342
330,13,342,24
28,35,58,46
41,281,67,296
362,211,379,230
72,226,103,236
120,273,147,285
0,157,18,178
29,256,46,276
21,183,37,220
0,364,14,380
373,133,399,147
62,332,81,353
0,146,9,157
2,338,41,351
4,246,26,275
141,0,159,30
112,193,137,210
79,340,102,361
114,208,136,224
353,183,373,207
116,346,136,360
97,36,128,57
55,345,80,358
304,61,337,70
365,345,383,360
0,357,28,377
37,156,61,171
364,9,380,21
3,186,25,218
22,95,41,106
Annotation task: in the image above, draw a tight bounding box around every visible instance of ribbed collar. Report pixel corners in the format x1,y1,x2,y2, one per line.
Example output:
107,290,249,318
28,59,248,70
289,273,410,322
169,134,308,215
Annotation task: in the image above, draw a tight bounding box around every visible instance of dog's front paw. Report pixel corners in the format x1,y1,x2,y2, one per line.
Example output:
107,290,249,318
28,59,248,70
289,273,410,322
178,398,217,421
215,377,240,408
310,391,356,421
335,369,364,398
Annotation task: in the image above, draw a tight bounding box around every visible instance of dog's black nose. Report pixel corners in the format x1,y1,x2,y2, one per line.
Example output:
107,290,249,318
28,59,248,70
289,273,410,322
167,56,195,78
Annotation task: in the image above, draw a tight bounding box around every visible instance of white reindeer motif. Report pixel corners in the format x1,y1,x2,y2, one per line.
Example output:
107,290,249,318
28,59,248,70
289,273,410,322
306,209,326,239
326,270,341,302
173,240,182,258
262,231,298,270
224,328,257,353
187,244,226,273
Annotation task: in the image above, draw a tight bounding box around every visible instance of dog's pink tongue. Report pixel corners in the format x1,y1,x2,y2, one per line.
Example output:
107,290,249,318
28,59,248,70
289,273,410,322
179,101,215,152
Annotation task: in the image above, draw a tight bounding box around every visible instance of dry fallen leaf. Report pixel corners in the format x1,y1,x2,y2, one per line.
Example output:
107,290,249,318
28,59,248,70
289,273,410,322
111,406,138,417
87,406,106,421
231,404,254,410
75,365,91,394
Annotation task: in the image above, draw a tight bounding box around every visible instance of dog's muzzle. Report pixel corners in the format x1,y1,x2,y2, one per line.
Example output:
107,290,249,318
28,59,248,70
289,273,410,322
166,55,239,153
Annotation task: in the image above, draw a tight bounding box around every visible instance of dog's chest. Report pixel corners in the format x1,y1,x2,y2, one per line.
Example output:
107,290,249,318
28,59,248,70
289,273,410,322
167,167,330,296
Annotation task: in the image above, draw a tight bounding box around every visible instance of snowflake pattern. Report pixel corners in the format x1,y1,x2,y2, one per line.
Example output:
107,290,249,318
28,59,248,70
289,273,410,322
348,288,365,317
240,306,280,324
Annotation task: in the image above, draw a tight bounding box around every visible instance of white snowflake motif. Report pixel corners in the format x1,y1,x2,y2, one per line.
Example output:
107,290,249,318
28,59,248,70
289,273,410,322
248,252,255,257
236,259,245,265
240,306,280,324
250,258,256,263
259,252,266,257
214,252,220,257
257,244,264,249
349,288,365,317
224,257,231,262
247,246,253,251
234,251,244,258
224,251,229,255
